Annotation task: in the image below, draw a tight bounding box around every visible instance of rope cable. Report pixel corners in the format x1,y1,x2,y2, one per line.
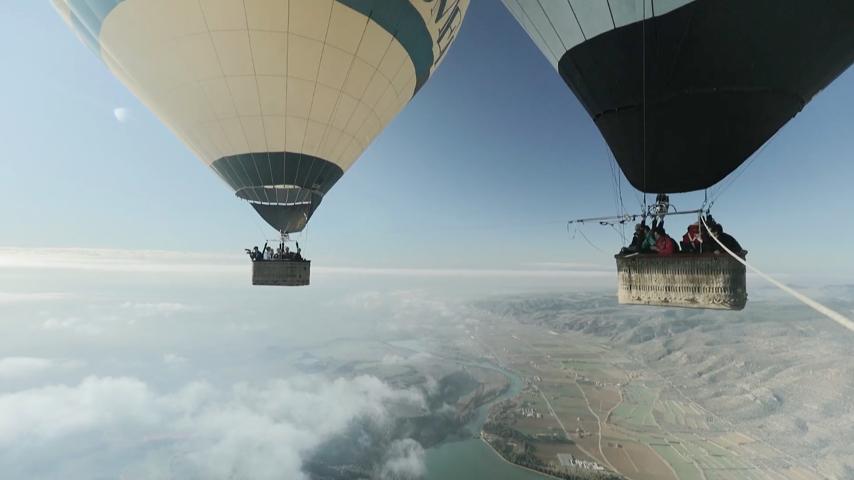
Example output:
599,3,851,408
641,0,648,205
282,0,290,227
247,200,270,243
606,149,620,217
708,119,792,208
700,216,854,333
609,223,628,245
615,154,627,242
707,141,767,208
572,224,610,255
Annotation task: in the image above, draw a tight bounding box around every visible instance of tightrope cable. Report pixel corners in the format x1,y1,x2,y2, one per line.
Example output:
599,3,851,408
700,216,854,333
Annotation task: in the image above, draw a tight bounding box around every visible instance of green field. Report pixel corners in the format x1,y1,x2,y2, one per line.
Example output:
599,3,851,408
650,443,703,480
613,385,659,428
654,399,711,431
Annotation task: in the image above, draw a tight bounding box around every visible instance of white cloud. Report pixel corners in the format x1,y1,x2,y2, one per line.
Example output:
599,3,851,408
41,317,102,336
122,302,197,317
0,357,81,379
0,292,72,304
381,354,406,365
113,107,130,123
0,377,157,444
0,375,426,480
162,353,188,365
0,357,53,379
423,375,439,396
0,247,241,274
377,438,426,480
346,291,385,310
523,261,609,270
0,247,615,280
318,266,612,278
381,352,433,366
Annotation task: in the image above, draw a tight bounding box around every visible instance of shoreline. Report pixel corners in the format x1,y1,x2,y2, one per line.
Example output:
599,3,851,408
479,431,565,480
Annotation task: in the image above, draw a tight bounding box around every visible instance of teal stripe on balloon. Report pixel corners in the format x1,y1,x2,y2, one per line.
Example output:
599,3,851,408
65,0,123,53
337,0,434,94
64,0,435,95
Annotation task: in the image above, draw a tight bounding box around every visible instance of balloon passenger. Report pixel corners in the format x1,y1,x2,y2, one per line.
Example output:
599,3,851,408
681,223,702,253
620,224,648,255
710,224,745,257
641,219,665,253
650,227,677,256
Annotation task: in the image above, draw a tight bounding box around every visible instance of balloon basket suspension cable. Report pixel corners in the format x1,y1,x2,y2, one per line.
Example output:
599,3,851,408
699,216,854,333
568,208,706,229
641,0,648,215
567,196,708,252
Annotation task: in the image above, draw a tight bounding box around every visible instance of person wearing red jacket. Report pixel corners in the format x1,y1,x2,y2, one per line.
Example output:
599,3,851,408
651,227,677,256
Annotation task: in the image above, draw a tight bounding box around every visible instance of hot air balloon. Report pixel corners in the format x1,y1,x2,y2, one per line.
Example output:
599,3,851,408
54,0,469,285
504,0,854,309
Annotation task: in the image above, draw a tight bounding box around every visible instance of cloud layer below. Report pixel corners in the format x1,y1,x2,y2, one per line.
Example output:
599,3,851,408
0,374,426,479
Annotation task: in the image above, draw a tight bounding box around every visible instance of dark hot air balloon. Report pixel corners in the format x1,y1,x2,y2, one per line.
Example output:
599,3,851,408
502,0,854,192
505,0,854,309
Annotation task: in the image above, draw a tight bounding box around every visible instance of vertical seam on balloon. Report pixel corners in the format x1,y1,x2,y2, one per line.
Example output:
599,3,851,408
313,42,365,168
240,0,279,203
223,156,251,194
242,0,279,206
319,12,380,173
176,35,239,172
566,0,586,41
338,0,435,93
283,0,290,210
664,3,698,92
324,7,403,177
642,0,647,197
294,1,337,200
512,0,560,65
606,0,616,29
312,6,415,166
507,1,554,66
536,0,567,52
315,4,373,170
197,0,270,204
312,17,398,188
305,7,363,191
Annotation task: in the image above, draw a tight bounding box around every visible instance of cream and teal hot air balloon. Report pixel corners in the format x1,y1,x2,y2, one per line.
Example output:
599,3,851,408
54,0,468,234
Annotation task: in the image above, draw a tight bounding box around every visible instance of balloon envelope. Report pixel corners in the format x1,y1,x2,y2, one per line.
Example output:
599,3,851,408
502,0,854,193
55,0,468,231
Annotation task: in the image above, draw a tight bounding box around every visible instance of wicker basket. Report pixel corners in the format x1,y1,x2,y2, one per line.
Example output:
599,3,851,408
252,261,311,286
615,254,746,310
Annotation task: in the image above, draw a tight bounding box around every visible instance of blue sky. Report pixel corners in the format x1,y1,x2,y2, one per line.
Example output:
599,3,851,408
1,0,853,275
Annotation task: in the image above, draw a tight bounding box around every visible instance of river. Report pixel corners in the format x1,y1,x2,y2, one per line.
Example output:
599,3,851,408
388,339,550,480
